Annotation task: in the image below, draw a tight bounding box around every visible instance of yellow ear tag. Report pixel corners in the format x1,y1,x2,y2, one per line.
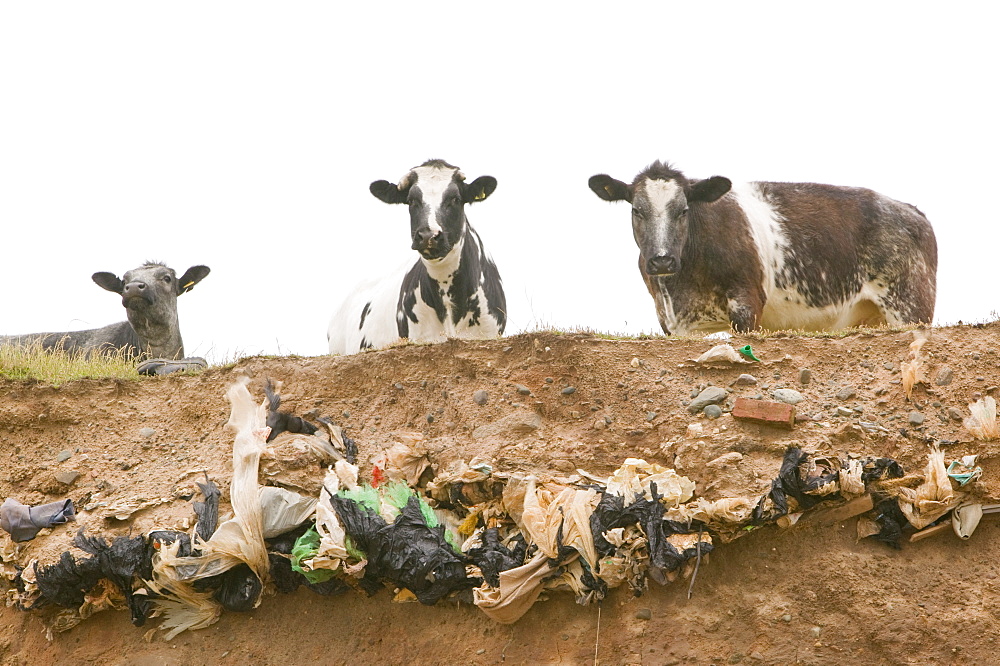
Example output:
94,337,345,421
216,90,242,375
605,186,614,196
474,191,486,201
183,281,195,289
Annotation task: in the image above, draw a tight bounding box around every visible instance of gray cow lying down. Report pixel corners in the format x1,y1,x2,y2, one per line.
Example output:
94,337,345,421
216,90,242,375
0,262,210,375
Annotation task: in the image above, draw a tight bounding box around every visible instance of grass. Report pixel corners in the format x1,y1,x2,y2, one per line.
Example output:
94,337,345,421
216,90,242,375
517,322,936,342
0,341,141,384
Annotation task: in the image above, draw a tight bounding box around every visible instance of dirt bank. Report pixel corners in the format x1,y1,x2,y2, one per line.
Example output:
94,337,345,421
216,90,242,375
3,325,1000,665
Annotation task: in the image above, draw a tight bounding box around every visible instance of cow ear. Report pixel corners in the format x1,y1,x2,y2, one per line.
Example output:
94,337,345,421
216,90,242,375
463,176,497,204
370,180,407,204
92,272,124,294
689,176,731,203
176,266,211,294
588,175,632,203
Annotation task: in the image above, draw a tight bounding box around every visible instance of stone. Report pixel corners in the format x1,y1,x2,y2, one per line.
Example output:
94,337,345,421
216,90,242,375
883,362,896,371
139,428,156,439
781,614,792,623
799,368,811,385
908,412,925,426
544,377,554,383
635,608,652,620
836,387,857,400
935,366,954,386
472,411,542,439
704,404,723,419
731,398,795,428
707,452,743,468
394,382,404,390
688,387,729,413
948,407,964,421
645,411,657,422
734,374,758,386
55,470,80,485
553,459,575,473
835,406,853,417
771,388,804,405
515,384,531,395
473,390,489,405
561,386,577,395
56,450,72,463
426,414,434,423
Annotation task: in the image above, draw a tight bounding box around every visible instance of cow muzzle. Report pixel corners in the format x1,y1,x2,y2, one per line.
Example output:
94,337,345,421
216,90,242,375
645,254,679,276
122,281,154,308
412,228,445,257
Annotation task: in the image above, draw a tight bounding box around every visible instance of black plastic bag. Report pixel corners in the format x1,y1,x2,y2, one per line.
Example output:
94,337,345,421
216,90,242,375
33,551,103,609
73,529,154,626
331,493,473,605
467,529,527,587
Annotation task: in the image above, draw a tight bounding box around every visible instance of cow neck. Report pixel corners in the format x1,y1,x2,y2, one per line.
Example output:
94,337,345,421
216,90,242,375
126,310,184,359
420,224,468,292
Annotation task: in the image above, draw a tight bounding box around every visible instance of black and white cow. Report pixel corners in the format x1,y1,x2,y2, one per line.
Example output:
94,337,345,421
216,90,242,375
1,262,210,359
328,159,506,354
589,161,937,335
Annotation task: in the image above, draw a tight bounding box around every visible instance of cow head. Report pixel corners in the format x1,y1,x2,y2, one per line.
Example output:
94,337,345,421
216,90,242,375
92,262,210,358
370,159,497,261
589,162,731,276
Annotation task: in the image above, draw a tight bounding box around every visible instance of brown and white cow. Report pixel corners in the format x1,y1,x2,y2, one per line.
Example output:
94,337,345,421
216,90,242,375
589,161,937,335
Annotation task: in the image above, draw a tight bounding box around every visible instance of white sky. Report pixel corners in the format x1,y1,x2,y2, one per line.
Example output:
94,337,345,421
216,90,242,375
2,4,997,363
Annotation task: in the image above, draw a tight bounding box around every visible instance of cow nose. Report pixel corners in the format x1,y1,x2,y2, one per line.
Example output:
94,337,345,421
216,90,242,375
412,228,438,250
646,255,678,275
123,281,147,295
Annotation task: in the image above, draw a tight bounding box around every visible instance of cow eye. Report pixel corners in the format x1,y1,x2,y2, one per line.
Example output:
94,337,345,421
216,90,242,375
632,209,644,220
163,275,172,283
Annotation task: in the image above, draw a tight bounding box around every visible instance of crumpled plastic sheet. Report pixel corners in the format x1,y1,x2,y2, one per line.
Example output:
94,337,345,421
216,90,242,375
1,498,76,543
897,446,963,529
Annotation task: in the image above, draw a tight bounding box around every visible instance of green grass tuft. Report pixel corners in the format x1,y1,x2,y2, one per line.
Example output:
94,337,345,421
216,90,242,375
0,341,141,384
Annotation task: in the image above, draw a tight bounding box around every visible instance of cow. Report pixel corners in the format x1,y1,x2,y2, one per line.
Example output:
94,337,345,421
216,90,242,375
1,262,210,362
328,159,506,355
588,161,937,335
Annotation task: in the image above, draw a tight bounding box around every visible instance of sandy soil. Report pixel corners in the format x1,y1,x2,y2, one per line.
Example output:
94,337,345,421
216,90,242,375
3,325,1000,665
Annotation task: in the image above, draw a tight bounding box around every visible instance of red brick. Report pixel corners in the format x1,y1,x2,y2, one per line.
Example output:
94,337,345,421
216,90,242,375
732,397,795,428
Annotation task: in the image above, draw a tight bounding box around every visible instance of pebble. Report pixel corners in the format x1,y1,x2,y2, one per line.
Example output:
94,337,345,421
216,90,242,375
704,404,723,419
688,387,729,413
426,414,435,423
545,377,554,384
935,366,954,386
810,627,822,638
781,614,792,623
645,411,657,422
707,452,743,467
561,386,577,395
772,388,804,405
799,369,811,385
635,608,652,620
908,412,925,426
139,427,156,439
55,470,80,485
734,374,758,386
394,382,404,390
932,401,942,408
515,384,531,395
473,390,489,405
56,450,73,463
948,407,964,421
836,387,857,400
835,406,854,417
883,362,896,371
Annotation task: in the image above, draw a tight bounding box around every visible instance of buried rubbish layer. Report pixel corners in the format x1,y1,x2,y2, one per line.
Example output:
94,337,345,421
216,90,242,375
0,381,987,637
